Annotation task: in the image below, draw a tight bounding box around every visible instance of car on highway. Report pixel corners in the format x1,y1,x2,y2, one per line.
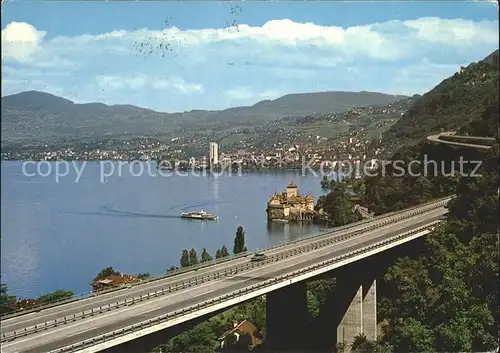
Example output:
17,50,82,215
251,253,267,262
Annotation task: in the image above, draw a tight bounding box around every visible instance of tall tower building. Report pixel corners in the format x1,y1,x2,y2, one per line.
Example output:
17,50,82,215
209,142,219,166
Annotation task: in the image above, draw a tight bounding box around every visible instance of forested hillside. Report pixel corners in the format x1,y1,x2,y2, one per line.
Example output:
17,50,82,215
361,61,499,351
375,141,498,353
382,50,499,153
365,49,499,216
149,47,499,351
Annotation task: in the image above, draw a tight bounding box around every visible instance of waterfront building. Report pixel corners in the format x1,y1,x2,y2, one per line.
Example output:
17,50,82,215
266,182,316,222
209,142,219,166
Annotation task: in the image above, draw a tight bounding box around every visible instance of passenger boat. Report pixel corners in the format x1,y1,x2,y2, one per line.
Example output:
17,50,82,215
181,210,218,220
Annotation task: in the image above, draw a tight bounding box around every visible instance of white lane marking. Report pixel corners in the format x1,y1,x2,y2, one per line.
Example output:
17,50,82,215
3,203,446,329
3,214,442,351
5,209,444,347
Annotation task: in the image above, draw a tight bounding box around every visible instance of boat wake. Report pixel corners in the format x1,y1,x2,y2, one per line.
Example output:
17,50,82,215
102,205,180,219
59,205,180,219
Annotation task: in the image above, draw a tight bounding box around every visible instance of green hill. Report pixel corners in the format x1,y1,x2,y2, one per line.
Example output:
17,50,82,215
1,90,406,142
383,50,499,153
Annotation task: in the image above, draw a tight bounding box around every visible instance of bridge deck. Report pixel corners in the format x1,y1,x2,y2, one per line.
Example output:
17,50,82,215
0,201,449,353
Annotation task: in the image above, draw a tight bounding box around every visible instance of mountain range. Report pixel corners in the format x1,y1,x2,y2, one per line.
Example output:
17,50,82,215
1,90,407,142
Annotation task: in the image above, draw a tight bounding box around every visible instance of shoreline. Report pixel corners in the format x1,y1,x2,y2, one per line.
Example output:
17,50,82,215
1,160,348,175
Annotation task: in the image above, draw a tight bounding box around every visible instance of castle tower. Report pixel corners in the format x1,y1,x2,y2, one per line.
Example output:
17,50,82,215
286,182,298,199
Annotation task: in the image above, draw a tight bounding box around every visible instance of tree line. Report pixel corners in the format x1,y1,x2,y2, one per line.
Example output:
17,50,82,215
176,226,248,270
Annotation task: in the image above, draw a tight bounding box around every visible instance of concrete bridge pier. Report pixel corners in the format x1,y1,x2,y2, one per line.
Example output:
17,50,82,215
336,278,377,347
303,260,379,352
266,281,309,351
361,278,377,341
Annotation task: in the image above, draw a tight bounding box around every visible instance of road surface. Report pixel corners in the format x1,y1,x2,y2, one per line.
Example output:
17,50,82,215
1,203,447,353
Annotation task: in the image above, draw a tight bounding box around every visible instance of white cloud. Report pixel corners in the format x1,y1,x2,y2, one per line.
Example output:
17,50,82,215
1,15,498,110
1,22,46,61
3,17,497,68
156,77,204,94
96,74,203,94
224,87,282,101
403,17,498,46
97,74,148,90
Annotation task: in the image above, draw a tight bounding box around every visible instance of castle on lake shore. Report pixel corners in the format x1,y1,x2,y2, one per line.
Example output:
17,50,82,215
266,182,316,222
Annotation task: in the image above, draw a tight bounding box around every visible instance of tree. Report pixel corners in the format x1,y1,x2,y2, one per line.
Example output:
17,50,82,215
320,175,331,189
0,283,16,314
217,245,230,259
376,140,499,352
336,341,348,353
167,266,178,274
201,248,213,263
156,321,219,353
94,267,120,281
233,226,247,254
38,290,73,304
316,187,362,227
351,334,376,353
221,245,230,257
137,272,150,279
180,249,190,268
189,248,199,266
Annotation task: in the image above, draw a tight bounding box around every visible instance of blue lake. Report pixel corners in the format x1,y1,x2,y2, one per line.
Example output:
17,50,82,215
1,161,337,298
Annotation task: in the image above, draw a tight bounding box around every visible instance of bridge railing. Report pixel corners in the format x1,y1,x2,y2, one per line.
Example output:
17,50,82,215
0,196,451,320
47,222,439,353
0,207,447,344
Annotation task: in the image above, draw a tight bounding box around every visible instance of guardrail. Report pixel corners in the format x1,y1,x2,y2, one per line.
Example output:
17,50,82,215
1,196,451,320
1,205,447,344
0,199,448,339
48,222,439,353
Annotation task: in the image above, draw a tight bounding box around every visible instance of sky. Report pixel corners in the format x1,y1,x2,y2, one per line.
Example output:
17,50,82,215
1,1,498,113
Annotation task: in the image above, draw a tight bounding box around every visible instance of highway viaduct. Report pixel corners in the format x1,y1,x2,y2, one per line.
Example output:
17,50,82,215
1,197,451,353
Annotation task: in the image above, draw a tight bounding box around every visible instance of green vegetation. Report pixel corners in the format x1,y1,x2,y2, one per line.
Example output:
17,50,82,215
216,245,230,259
306,276,337,319
315,185,363,226
289,122,350,138
178,226,247,270
383,50,499,152
37,290,74,304
161,51,498,352
357,73,499,352
364,98,498,216
158,322,220,353
0,285,74,314
189,249,199,266
2,90,406,144
154,297,267,353
180,250,190,267
93,267,120,281
0,283,16,314
374,144,498,352
201,248,213,263
167,266,179,273
233,226,248,255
